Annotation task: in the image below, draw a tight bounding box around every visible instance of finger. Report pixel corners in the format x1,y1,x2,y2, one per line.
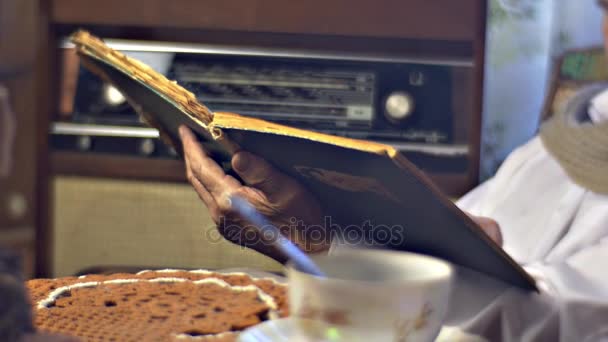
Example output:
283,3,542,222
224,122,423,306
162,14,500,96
181,126,217,211
231,151,297,199
469,215,503,246
180,125,210,180
482,220,503,246
179,125,213,164
189,173,220,219
179,125,241,199
179,125,217,174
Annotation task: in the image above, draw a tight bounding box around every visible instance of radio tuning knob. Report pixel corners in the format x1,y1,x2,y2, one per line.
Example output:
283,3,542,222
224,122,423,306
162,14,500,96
77,136,92,151
384,91,414,123
104,84,126,106
140,138,156,156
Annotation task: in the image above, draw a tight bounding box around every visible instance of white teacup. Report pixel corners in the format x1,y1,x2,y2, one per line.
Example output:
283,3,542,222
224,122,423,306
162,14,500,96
287,249,453,342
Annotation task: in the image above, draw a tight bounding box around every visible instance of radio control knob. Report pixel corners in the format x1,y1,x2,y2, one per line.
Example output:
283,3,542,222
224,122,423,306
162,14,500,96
168,147,178,157
104,84,126,106
384,91,414,123
140,138,156,156
7,192,27,220
77,136,92,151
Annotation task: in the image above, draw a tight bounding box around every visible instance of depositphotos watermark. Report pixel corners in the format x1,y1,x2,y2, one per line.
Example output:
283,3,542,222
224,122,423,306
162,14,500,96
203,216,406,250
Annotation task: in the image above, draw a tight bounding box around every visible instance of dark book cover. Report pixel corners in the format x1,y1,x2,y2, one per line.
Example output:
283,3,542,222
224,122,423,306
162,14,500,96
71,31,536,291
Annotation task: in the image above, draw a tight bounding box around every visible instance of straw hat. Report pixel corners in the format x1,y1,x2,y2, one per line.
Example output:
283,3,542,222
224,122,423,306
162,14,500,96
540,84,608,194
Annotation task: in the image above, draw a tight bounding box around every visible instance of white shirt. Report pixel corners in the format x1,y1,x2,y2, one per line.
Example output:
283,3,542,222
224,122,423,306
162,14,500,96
452,136,608,341
449,90,608,341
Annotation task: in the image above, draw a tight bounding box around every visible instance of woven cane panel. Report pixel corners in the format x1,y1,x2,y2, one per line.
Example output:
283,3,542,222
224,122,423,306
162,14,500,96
52,176,281,277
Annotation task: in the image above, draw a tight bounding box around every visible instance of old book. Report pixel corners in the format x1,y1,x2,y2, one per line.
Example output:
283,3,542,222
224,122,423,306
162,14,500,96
70,30,536,290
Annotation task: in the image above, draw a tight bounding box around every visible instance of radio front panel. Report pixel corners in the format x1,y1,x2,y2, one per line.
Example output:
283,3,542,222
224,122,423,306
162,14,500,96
53,39,475,176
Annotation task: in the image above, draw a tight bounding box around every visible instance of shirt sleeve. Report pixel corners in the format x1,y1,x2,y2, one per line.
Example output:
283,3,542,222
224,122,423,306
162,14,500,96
455,178,494,215
456,136,544,217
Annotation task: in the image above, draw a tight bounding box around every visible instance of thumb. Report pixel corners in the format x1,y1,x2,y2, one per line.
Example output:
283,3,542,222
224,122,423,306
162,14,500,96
231,151,294,196
473,216,503,246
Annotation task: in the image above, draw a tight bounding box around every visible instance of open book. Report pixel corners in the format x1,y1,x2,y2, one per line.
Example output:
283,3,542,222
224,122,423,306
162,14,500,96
70,30,536,290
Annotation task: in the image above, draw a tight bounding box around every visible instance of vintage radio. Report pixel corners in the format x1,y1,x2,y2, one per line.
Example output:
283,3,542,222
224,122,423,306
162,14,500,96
43,0,486,278
52,39,474,179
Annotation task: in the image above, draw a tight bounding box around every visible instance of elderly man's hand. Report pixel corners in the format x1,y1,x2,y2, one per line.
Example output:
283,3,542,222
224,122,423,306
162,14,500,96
467,214,503,246
179,126,328,262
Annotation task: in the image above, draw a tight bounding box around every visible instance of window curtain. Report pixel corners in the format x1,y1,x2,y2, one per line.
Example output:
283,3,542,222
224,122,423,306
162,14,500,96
480,0,603,179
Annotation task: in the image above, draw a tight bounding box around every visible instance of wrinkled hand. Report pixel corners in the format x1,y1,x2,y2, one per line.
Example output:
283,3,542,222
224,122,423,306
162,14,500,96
467,214,503,246
179,126,328,263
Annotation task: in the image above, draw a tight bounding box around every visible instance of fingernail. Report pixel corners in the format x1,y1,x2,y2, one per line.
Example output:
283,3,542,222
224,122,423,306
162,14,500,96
233,153,250,173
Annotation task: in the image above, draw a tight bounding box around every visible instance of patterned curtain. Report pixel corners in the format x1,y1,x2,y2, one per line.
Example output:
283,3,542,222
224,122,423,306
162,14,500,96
480,0,604,179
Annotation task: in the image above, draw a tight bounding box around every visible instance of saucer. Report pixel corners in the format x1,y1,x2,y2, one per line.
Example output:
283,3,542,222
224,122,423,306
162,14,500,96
238,318,487,342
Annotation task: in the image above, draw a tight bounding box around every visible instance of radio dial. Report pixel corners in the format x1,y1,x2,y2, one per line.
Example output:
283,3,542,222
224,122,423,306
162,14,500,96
384,91,414,123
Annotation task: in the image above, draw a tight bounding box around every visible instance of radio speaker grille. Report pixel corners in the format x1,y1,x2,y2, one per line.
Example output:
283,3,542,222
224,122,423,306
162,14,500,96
51,176,281,277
